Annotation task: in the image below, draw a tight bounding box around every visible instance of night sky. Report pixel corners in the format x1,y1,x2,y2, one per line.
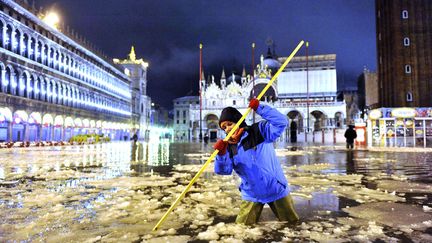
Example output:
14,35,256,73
35,0,377,109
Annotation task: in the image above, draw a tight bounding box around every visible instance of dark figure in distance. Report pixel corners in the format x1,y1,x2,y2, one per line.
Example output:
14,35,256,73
344,125,357,149
131,133,138,143
290,121,297,143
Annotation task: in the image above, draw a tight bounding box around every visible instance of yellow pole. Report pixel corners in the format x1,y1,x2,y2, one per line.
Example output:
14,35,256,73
152,40,305,232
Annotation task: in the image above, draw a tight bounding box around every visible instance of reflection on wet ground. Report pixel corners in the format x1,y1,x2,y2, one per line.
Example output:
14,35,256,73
0,140,432,242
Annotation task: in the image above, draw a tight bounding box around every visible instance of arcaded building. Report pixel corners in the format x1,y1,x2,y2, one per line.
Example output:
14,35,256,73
376,0,432,107
0,0,151,142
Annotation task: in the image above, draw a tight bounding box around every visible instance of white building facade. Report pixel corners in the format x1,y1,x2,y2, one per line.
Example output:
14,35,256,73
174,53,346,142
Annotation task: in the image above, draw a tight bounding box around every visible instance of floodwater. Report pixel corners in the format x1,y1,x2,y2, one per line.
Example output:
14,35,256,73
0,140,432,242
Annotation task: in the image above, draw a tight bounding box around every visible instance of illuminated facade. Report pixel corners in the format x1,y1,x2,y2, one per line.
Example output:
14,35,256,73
114,47,151,139
173,53,346,141
0,0,142,142
173,96,199,140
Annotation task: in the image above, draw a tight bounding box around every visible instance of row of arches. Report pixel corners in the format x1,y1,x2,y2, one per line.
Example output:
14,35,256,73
176,109,345,141
0,107,131,142
0,62,131,116
0,17,130,99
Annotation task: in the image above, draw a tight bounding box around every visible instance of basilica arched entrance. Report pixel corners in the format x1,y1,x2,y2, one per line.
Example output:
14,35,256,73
311,110,326,131
287,110,304,131
205,114,219,140
334,112,344,128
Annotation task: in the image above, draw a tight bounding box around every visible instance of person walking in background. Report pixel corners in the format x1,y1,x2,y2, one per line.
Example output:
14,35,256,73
204,133,209,144
290,121,297,143
131,132,138,143
213,98,299,225
344,125,357,149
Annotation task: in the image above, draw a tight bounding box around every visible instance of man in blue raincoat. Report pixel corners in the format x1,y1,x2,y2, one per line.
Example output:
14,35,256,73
213,98,299,225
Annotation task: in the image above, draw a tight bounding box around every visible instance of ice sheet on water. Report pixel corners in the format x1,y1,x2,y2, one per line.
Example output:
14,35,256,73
343,202,432,228
334,186,404,203
376,179,432,193
354,157,397,163
275,148,312,156
184,152,212,158
143,235,191,243
288,163,332,172
173,164,214,173
368,146,432,153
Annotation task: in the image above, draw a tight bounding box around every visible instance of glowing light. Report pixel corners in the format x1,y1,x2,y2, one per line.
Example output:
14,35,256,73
42,12,60,29
124,68,130,76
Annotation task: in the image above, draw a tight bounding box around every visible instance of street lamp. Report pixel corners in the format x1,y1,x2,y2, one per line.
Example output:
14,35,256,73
42,11,60,29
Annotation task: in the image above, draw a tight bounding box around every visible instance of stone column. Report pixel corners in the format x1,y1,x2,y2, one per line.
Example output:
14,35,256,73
37,124,42,142
50,125,55,141
61,125,65,141
7,122,12,142
1,26,5,48
23,123,29,142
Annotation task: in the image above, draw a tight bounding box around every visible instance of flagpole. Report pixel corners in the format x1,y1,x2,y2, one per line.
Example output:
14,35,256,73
306,41,309,139
199,43,203,141
252,42,256,123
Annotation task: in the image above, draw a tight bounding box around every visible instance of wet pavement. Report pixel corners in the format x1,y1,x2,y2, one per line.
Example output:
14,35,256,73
0,140,432,242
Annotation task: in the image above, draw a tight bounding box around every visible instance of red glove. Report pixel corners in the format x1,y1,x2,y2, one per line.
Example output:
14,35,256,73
213,139,228,155
249,98,259,111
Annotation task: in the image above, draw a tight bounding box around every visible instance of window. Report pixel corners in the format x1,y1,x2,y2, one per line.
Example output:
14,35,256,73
176,110,179,117
183,120,186,124
233,100,236,105
176,120,179,124
406,92,413,102
403,37,410,46
183,110,186,117
402,10,408,19
405,65,411,74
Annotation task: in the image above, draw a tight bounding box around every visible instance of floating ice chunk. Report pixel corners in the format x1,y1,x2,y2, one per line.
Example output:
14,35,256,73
300,222,311,230
196,213,207,221
145,235,191,243
423,220,432,227
197,230,219,241
167,228,177,235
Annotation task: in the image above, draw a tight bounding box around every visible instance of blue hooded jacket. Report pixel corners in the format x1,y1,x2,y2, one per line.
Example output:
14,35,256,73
214,104,289,204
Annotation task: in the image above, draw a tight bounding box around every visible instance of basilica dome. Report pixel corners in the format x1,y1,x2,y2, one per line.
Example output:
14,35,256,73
263,57,281,70
226,73,241,84
263,45,281,74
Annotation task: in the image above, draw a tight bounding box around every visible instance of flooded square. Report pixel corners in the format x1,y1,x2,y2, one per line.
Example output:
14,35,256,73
1,141,432,242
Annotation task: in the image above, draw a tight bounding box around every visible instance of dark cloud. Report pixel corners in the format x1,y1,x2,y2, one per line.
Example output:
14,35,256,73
36,0,376,108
